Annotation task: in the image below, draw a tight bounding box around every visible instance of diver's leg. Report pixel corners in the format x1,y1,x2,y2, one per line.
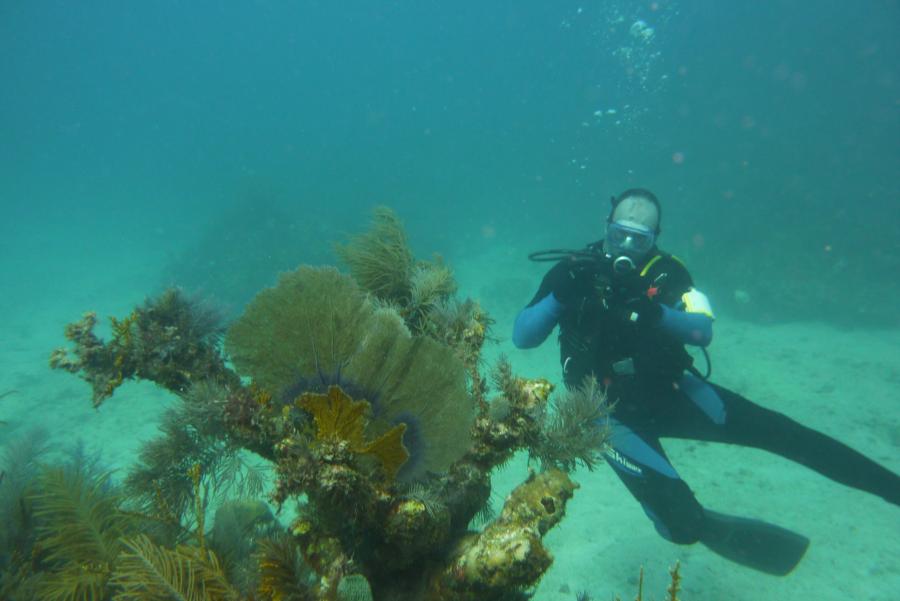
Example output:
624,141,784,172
604,417,809,575
671,374,900,506
603,418,705,544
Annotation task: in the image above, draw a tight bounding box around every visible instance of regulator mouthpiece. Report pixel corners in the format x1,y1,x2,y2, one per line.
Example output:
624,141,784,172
613,255,636,274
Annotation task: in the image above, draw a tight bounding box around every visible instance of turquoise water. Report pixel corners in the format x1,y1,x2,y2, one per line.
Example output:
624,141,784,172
1,2,898,600
4,1,897,320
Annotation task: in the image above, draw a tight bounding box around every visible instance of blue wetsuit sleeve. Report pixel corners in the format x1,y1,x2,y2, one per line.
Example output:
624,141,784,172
658,304,713,347
513,292,564,349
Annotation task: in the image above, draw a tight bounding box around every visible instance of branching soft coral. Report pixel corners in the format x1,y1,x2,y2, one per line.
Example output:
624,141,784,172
335,207,489,364
531,376,612,472
50,290,237,407
334,206,414,304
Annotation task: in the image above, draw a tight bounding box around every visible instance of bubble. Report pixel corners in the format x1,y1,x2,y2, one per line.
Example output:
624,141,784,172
586,2,677,131
672,152,685,164
630,20,647,37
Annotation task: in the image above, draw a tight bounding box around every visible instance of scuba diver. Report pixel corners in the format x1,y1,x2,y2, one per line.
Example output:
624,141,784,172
512,188,900,575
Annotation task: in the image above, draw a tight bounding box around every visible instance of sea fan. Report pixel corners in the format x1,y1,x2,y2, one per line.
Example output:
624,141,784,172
225,266,475,478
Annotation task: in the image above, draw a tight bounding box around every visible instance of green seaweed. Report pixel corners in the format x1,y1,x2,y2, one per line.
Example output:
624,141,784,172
224,266,373,396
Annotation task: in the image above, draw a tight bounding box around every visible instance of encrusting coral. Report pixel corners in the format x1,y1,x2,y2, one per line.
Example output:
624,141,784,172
49,290,238,407
429,469,577,601
45,206,619,601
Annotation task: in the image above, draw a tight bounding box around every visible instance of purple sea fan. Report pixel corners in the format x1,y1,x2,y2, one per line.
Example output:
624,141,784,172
225,266,476,479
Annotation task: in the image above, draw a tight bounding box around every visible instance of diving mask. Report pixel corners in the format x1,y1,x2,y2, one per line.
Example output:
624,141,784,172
605,221,656,258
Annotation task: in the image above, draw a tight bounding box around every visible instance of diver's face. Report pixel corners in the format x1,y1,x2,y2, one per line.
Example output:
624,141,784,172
603,197,659,260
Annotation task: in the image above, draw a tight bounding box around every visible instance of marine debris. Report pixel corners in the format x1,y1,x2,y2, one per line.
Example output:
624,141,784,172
38,207,613,600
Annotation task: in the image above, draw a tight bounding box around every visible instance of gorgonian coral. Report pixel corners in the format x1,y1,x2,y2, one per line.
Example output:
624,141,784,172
225,266,475,478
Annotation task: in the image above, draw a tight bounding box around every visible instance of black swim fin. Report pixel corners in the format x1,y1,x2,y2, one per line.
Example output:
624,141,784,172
700,509,809,576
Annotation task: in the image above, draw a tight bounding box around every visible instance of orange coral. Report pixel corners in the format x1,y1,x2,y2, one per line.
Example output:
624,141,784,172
297,386,409,480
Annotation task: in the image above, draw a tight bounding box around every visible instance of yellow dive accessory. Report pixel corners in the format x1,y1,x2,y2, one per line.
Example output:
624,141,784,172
681,287,714,319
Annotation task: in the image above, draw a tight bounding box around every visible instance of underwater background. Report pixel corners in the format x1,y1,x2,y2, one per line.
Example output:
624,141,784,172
1,1,898,600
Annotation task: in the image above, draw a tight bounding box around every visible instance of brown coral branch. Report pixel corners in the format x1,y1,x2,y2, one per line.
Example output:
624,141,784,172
667,561,681,601
51,291,239,407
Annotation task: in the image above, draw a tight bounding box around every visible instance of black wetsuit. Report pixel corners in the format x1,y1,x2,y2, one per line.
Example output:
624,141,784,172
519,244,900,569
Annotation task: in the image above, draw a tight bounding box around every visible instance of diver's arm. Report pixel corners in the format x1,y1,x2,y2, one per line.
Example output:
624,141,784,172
658,304,713,347
657,287,714,347
513,293,564,349
513,261,575,349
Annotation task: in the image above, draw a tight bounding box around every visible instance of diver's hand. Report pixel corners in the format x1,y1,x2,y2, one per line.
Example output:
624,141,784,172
550,285,575,307
550,266,591,307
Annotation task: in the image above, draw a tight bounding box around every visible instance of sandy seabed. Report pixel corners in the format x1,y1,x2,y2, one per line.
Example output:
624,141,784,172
2,235,897,601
